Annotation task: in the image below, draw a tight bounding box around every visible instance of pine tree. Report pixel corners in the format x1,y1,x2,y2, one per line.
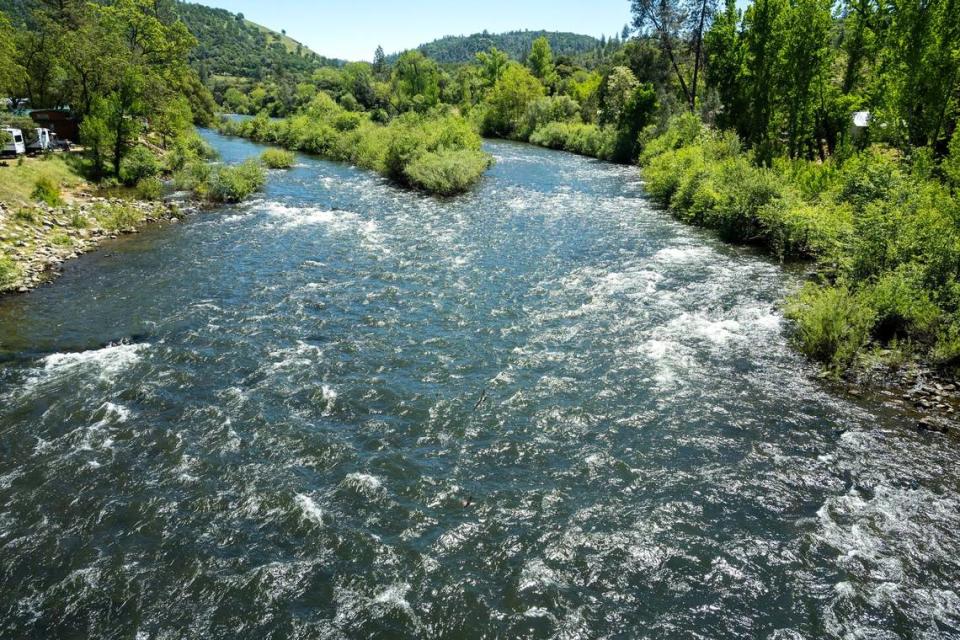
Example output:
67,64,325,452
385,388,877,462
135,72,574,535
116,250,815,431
373,45,386,75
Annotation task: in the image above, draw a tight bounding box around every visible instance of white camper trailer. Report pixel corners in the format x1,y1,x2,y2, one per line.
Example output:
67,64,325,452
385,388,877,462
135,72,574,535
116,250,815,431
25,127,52,154
1,127,26,157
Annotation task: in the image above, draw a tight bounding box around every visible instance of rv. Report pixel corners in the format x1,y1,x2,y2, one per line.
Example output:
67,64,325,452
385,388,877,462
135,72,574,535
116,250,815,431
25,127,52,154
1,127,25,157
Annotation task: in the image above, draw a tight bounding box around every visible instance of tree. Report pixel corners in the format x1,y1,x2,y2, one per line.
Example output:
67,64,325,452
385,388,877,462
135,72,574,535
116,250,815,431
631,0,717,111
391,50,441,111
603,66,640,124
484,63,545,137
476,47,509,89
373,45,386,76
527,36,558,91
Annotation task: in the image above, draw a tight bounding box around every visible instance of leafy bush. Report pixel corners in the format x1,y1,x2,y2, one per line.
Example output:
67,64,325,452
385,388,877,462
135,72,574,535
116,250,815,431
529,122,615,159
786,283,875,369
521,95,581,139
119,146,160,187
218,103,491,196
206,160,266,203
31,176,63,207
136,176,163,201
93,203,142,231
261,148,296,169
403,149,493,196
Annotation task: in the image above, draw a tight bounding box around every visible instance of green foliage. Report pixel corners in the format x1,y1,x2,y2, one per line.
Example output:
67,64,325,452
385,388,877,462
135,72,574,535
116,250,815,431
136,176,163,201
403,149,493,196
219,101,491,195
119,146,160,187
173,2,343,80
261,148,296,169
643,115,960,371
786,284,875,369
529,122,616,159
405,30,600,65
207,160,266,203
482,64,545,138
31,176,62,207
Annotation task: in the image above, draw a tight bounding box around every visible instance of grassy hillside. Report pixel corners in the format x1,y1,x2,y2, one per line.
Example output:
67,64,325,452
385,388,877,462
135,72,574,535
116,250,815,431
398,30,601,64
175,2,344,80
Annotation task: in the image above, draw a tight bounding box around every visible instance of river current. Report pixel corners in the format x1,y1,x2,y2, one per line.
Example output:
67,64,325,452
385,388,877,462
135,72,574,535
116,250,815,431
1,132,959,639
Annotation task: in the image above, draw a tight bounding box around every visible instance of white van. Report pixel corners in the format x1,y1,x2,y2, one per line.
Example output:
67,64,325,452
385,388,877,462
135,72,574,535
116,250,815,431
1,127,25,157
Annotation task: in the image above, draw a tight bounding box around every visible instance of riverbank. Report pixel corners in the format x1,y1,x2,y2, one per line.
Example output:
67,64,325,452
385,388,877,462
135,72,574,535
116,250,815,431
0,196,189,294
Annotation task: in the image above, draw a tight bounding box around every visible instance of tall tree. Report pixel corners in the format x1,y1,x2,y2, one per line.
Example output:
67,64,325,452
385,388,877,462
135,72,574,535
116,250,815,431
631,0,717,111
527,36,557,91
373,45,386,76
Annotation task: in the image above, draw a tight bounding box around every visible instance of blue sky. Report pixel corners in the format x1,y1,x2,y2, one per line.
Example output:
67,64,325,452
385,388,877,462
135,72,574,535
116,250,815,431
198,0,633,62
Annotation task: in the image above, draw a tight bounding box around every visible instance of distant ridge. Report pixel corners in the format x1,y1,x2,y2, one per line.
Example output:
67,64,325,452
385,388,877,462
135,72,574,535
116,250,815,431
174,2,345,80
392,30,602,64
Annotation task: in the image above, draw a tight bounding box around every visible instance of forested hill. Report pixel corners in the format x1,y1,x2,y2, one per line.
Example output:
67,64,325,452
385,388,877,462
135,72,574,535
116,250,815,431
397,30,601,64
175,2,345,80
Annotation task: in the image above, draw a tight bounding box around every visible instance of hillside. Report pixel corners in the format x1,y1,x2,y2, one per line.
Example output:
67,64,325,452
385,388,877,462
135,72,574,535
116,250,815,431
175,2,344,80
398,30,601,64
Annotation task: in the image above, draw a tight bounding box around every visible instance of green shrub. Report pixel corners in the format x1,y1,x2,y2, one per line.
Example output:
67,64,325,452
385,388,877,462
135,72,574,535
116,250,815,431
260,148,296,169
69,209,89,228
93,203,142,231
529,122,615,159
50,231,72,246
403,149,492,196
119,146,160,187
136,176,163,201
31,176,63,207
786,283,876,369
0,254,18,289
206,160,266,203
217,104,491,196
14,207,38,223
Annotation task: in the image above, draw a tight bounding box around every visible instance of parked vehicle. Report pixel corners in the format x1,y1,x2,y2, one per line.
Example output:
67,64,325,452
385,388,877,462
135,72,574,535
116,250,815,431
25,127,52,154
1,127,26,157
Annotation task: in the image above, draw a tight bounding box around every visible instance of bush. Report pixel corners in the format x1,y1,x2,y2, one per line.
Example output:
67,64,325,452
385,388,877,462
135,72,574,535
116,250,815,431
520,95,581,139
786,283,875,369
403,149,492,196
136,176,163,201
119,146,160,187
217,103,491,196
529,122,615,159
261,148,296,169
93,203,142,231
0,254,18,290
206,160,266,203
31,176,63,207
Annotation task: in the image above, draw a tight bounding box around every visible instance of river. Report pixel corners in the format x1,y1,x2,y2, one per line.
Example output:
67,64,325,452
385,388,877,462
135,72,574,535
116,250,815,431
0,131,958,639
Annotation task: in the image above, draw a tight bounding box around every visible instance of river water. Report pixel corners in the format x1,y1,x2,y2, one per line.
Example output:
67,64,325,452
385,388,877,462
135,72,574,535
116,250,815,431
1,132,959,639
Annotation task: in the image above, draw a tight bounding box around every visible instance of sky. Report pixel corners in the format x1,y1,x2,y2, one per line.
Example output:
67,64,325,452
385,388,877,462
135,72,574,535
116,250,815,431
198,0,634,62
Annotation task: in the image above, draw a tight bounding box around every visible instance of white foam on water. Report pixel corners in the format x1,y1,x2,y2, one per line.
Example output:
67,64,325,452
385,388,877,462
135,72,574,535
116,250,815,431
25,343,148,391
343,472,383,496
294,493,324,525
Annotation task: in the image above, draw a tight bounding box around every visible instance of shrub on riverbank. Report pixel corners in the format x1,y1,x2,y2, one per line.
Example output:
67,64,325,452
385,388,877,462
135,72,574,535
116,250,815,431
31,177,63,207
640,116,960,374
175,159,265,204
529,122,616,160
261,148,296,169
217,99,492,195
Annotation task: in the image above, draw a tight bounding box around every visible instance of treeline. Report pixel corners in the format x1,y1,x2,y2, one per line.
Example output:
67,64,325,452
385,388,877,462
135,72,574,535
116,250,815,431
403,30,601,65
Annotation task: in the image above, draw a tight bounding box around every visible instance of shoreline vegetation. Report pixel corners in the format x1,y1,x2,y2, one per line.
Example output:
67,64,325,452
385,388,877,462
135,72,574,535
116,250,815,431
216,99,493,196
